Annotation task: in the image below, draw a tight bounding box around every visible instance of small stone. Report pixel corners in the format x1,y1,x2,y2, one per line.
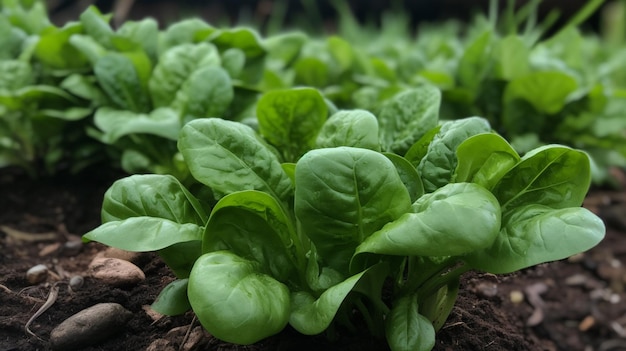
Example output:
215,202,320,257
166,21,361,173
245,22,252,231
475,282,498,298
49,303,132,350
510,290,524,304
579,315,595,332
146,339,176,351
89,257,145,287
26,264,48,285
62,240,83,256
103,247,141,263
69,275,84,290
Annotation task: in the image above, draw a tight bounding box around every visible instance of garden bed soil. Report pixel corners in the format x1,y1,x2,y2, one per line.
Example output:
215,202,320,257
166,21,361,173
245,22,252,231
1,167,625,351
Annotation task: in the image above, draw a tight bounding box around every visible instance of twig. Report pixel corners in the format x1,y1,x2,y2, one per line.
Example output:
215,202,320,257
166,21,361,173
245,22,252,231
25,284,59,341
1,225,57,242
0,284,12,294
179,315,197,351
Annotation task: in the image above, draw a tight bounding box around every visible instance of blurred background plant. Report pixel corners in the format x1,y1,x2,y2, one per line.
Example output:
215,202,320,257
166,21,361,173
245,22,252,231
1,0,624,184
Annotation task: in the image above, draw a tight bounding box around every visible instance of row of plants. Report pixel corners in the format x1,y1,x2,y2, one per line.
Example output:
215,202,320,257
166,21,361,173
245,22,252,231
0,0,615,350
1,0,625,181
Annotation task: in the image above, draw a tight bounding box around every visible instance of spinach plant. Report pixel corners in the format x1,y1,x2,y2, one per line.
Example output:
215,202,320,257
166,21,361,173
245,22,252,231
84,86,604,350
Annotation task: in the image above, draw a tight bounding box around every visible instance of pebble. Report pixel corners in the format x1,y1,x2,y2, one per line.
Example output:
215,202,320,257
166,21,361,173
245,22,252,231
49,303,132,350
102,247,141,263
69,275,84,290
62,240,83,256
26,264,48,285
89,257,145,287
509,290,524,304
146,339,176,351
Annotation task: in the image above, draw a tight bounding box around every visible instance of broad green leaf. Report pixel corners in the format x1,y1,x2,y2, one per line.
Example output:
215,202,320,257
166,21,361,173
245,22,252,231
316,109,380,150
34,22,88,70
116,18,159,62
94,53,150,112
151,279,191,316
494,35,529,80
454,133,520,190
404,125,441,167
503,71,578,115
257,88,328,161
466,205,605,274
418,117,491,193
378,86,440,155
203,190,303,283
149,42,221,108
327,36,354,72
178,118,293,201
220,48,246,78
83,217,203,252
264,31,307,68
208,27,266,59
188,251,290,345
295,147,411,274
492,145,592,213
68,34,107,64
159,240,202,278
94,107,181,143
294,57,329,87
355,183,500,257
458,30,492,90
171,66,234,121
290,264,385,335
160,18,214,50
60,74,109,105
385,295,435,351
100,174,207,224
419,279,459,331
0,60,32,90
383,153,424,203
79,6,114,48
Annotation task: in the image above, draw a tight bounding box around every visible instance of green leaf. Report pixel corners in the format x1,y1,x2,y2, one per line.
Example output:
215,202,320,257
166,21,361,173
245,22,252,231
494,35,529,80
68,34,107,64
83,217,203,252
503,71,578,115
0,60,32,90
383,153,424,203
178,118,293,202
79,6,114,48
34,22,88,70
160,18,214,49
355,183,500,257
116,18,159,62
385,295,435,351
94,107,181,143
289,264,385,335
316,109,380,150
188,251,290,345
208,27,266,59
151,279,191,316
418,117,491,193
149,42,221,108
257,88,328,161
465,205,605,274
454,133,520,190
458,30,492,90
203,190,303,283
171,65,234,121
100,174,207,224
94,53,150,112
295,147,411,274
378,86,441,155
492,145,592,213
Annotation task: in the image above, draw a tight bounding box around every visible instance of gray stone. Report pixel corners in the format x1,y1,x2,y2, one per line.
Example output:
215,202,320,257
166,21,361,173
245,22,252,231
50,303,132,350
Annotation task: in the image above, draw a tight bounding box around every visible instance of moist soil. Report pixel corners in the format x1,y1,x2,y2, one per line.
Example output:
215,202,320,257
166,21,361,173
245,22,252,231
1,167,625,351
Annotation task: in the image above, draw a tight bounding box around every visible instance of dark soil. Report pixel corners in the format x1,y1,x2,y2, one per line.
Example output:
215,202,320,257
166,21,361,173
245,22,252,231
1,167,625,351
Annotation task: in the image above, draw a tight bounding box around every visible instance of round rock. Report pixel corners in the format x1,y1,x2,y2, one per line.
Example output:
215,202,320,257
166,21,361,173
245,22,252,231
50,303,132,350
26,264,48,285
89,257,145,287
